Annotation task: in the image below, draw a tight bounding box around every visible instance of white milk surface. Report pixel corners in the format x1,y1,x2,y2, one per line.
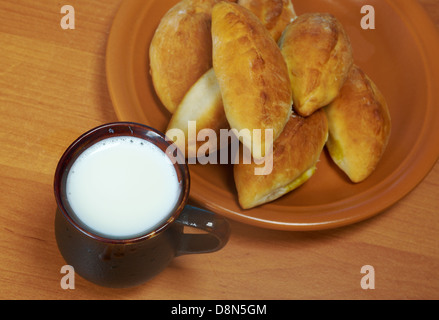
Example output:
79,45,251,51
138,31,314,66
66,136,181,239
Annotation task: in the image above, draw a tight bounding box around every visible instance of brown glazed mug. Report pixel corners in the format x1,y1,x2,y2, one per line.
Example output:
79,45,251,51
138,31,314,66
54,122,230,288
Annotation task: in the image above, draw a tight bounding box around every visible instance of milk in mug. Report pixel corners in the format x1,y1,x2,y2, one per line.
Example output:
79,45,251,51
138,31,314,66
65,136,181,239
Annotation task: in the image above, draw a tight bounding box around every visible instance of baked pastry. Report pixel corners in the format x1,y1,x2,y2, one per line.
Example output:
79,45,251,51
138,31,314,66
237,0,297,41
279,13,354,117
212,1,292,159
234,110,328,209
324,65,391,183
166,68,229,159
149,0,218,113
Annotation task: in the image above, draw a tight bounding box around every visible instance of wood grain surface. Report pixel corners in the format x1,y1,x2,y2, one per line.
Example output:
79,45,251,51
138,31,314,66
0,0,438,300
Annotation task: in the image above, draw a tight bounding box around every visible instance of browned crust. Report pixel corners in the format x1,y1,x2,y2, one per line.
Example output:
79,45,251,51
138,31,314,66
280,13,354,117
212,1,292,158
325,65,391,183
150,0,219,113
237,0,297,41
234,109,328,209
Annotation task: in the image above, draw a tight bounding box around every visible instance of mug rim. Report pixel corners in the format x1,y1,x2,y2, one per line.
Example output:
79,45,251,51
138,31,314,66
54,122,190,244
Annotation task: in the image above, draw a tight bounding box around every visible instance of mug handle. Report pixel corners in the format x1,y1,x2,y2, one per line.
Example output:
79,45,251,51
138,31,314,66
175,205,230,256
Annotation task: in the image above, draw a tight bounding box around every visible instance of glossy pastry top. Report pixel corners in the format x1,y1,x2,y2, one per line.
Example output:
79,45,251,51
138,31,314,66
237,0,297,41
212,1,292,159
279,13,353,117
234,110,328,209
325,65,391,183
149,0,218,113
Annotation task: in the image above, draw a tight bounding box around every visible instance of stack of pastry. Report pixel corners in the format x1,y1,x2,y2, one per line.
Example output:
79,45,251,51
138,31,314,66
149,0,391,210
278,12,391,185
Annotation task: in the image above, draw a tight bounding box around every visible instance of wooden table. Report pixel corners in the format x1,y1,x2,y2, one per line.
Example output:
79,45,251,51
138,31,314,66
1,0,438,300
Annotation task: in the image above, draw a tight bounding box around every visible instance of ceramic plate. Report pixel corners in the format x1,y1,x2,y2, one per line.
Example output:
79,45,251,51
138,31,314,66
106,0,439,230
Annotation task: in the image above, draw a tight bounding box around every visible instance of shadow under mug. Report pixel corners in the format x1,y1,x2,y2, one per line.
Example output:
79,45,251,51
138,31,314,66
54,122,230,288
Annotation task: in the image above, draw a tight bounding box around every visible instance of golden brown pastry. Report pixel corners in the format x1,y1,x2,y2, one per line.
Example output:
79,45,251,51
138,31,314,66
279,13,354,117
166,68,229,158
234,110,328,209
324,65,391,183
149,0,218,114
212,1,292,159
237,0,297,42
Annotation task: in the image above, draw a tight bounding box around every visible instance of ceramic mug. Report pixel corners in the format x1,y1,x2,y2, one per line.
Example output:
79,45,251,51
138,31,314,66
54,122,230,288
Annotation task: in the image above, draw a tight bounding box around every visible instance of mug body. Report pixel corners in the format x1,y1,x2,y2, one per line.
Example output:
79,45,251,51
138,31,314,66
55,208,184,288
54,122,189,288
